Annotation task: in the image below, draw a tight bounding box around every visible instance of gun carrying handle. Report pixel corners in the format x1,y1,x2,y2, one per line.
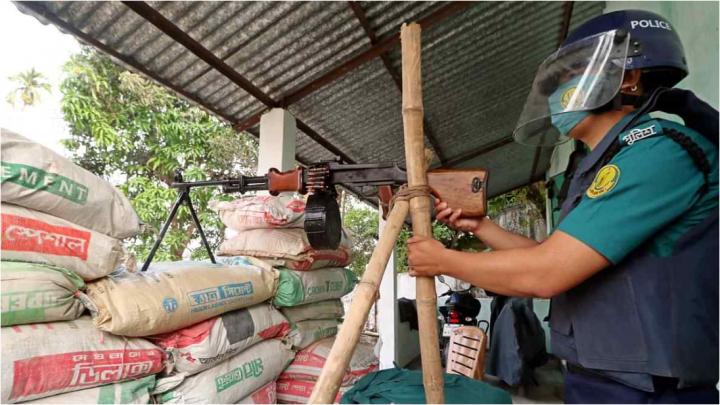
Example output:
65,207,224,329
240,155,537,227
267,168,305,195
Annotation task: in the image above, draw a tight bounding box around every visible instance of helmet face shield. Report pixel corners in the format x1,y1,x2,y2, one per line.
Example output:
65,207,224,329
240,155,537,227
513,30,630,146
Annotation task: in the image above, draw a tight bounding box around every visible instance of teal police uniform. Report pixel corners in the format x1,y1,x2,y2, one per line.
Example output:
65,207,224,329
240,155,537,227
559,115,718,265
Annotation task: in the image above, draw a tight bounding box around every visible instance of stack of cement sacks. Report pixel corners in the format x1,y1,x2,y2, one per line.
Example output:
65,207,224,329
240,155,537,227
128,259,292,404
211,195,368,403
1,130,165,403
212,195,358,352
276,337,379,403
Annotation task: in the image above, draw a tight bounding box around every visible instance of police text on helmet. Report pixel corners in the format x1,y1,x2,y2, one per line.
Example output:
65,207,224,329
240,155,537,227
630,20,672,31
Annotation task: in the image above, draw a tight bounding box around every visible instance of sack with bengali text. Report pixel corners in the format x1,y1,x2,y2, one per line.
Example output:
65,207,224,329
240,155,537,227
81,261,278,336
1,129,140,239
1,261,85,326
1,317,165,403
151,303,289,375
155,339,294,404
1,204,129,281
274,268,357,307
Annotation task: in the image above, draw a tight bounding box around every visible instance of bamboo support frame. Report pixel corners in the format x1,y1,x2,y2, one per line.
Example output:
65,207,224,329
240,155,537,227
308,22,444,405
400,22,445,404
308,200,410,404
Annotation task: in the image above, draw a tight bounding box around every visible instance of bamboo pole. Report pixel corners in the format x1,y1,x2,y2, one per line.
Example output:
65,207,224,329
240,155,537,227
400,22,445,404
308,200,410,404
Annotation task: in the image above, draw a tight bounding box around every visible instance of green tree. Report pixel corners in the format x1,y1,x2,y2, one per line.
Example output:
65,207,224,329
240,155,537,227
342,203,379,277
60,47,257,262
6,67,52,108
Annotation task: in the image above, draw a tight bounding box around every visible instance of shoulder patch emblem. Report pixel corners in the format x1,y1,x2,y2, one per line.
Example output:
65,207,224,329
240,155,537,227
587,165,620,199
622,124,657,145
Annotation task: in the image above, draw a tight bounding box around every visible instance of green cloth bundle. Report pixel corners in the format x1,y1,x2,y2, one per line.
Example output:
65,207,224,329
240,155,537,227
340,368,512,404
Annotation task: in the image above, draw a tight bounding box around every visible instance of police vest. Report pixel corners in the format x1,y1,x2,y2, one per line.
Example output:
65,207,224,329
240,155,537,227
551,89,719,391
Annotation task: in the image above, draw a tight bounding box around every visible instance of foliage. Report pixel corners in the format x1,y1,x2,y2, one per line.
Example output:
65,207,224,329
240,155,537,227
6,67,51,108
60,47,257,262
342,202,379,277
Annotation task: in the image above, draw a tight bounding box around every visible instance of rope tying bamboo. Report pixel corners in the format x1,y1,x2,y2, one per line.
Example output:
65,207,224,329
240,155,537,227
388,184,433,213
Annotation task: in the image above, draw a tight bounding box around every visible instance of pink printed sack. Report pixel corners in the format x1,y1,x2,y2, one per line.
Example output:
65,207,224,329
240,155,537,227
218,228,352,271
151,303,290,375
279,337,378,386
276,379,348,404
210,195,305,231
237,381,277,404
1,317,165,403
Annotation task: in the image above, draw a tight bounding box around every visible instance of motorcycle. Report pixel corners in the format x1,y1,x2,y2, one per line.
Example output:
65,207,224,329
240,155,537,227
437,276,488,365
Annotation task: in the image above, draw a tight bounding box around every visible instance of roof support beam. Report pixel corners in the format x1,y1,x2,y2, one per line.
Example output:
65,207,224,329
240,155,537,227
233,2,470,135
122,1,356,164
442,136,515,167
347,1,447,165
527,1,574,183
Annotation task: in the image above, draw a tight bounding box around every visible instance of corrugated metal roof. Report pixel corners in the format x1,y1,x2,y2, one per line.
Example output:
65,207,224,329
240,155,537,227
14,1,605,198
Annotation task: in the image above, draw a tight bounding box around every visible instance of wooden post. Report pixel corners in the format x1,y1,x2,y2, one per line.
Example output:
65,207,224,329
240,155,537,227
401,22,445,403
308,200,410,404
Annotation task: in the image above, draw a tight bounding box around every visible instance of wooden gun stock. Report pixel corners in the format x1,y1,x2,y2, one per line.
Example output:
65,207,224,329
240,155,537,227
379,168,488,219
267,168,304,195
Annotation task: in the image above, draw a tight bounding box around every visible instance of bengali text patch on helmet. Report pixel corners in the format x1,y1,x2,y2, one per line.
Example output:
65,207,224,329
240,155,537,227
587,164,621,198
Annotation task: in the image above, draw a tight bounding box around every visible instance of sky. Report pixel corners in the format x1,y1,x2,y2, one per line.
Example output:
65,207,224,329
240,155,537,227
0,0,81,156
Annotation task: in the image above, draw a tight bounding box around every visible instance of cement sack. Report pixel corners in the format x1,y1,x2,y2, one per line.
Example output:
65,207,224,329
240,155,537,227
280,337,378,386
210,195,305,230
24,375,156,404
287,319,339,350
1,261,85,326
152,303,290,375
1,130,140,239
236,381,276,404
1,204,129,280
1,317,166,403
281,299,344,324
217,227,352,271
156,339,294,404
276,379,349,404
274,268,357,307
81,261,278,336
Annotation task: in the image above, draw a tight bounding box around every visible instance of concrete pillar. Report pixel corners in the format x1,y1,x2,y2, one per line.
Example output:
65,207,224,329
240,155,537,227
377,210,398,369
257,108,297,174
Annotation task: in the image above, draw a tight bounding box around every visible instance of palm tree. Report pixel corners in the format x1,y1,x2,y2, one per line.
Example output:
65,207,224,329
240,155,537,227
6,68,52,108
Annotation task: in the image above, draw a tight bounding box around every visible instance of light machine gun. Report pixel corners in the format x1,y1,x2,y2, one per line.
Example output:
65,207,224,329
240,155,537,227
141,161,488,271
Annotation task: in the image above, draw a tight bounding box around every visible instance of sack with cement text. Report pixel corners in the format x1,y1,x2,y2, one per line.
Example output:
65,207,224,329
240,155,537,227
276,379,349,404
274,268,357,307
25,375,156,404
218,228,352,270
236,381,277,404
210,195,305,230
1,261,85,326
1,130,140,239
155,339,294,404
280,337,378,386
1,317,165,403
82,261,278,336
281,299,344,324
287,319,339,350
152,303,290,375
1,204,128,280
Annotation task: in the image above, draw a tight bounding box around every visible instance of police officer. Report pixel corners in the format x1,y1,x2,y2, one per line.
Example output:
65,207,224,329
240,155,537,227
407,10,718,403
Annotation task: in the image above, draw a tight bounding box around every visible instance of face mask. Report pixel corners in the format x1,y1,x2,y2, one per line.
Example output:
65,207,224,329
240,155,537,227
548,76,591,137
